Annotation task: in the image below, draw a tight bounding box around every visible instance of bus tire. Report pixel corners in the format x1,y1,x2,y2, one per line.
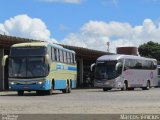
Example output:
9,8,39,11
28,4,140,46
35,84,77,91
142,81,150,90
103,88,111,91
128,88,134,91
46,81,53,95
121,81,128,91
62,80,70,93
36,91,43,96
17,90,24,96
68,80,72,93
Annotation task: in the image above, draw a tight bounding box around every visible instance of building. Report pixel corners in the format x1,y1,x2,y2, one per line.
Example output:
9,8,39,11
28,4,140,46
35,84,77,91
0,34,111,90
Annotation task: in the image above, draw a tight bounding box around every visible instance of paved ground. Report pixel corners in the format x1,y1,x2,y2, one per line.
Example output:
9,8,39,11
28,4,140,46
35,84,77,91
0,88,160,114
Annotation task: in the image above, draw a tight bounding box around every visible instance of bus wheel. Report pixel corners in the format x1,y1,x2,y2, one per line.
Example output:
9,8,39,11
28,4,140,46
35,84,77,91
68,80,72,93
103,88,111,91
46,83,53,95
62,87,68,93
121,82,128,91
128,88,134,91
142,81,150,90
62,80,70,93
36,91,43,96
17,91,24,96
46,89,52,95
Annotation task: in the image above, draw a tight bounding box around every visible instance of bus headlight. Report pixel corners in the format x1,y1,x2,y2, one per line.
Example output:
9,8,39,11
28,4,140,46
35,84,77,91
37,80,44,84
10,82,15,85
38,81,43,84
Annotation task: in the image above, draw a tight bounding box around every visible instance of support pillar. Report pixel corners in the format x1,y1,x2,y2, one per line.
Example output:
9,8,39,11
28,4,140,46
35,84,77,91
0,49,4,91
79,58,83,86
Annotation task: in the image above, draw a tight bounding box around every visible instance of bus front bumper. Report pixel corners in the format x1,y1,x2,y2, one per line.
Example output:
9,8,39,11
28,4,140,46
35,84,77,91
9,80,51,91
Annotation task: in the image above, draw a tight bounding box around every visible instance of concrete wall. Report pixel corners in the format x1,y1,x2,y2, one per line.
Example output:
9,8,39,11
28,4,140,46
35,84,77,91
0,49,4,91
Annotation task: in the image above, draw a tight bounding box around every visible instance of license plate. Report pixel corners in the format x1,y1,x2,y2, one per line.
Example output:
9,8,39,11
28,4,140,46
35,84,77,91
105,82,109,85
23,86,29,89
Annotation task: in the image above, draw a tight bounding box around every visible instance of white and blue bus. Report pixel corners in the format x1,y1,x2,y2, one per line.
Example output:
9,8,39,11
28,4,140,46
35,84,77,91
93,54,157,91
2,42,77,95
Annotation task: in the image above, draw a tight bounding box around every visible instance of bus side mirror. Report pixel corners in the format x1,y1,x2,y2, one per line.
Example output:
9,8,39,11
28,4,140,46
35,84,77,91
2,55,8,66
91,63,95,72
45,54,49,64
116,62,122,72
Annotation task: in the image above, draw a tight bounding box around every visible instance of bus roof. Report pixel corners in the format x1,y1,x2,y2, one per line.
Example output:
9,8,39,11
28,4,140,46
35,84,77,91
12,42,48,47
97,54,157,61
11,42,75,54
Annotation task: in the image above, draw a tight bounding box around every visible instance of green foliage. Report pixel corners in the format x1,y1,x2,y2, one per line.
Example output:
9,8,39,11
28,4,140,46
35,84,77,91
138,41,160,61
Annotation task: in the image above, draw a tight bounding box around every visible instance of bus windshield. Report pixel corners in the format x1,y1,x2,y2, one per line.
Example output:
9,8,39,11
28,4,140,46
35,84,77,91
9,57,48,78
94,61,118,80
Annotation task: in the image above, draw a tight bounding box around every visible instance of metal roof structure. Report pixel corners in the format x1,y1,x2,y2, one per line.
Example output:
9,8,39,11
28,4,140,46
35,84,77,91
0,34,35,48
60,44,111,60
0,34,111,59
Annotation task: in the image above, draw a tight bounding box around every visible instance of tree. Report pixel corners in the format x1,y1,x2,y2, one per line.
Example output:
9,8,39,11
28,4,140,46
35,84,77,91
138,41,160,61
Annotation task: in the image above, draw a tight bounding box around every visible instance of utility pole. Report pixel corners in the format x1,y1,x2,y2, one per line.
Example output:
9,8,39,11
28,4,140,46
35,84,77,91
106,42,110,52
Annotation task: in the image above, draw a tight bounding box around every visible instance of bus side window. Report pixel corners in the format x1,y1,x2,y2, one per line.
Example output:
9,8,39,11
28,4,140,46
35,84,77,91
63,51,67,63
56,49,60,61
59,50,64,62
124,59,129,70
135,60,142,69
130,59,136,69
48,46,52,61
65,52,68,63
67,52,70,64
142,60,147,69
70,53,73,64
72,53,76,64
51,47,55,61
147,61,152,70
54,48,57,61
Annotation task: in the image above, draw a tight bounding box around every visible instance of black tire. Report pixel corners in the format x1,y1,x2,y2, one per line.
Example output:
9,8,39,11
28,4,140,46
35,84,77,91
17,91,24,96
62,80,70,93
128,88,134,91
46,82,53,95
142,81,150,90
121,82,128,91
36,90,44,96
68,80,72,93
103,88,111,91
46,89,52,95
62,87,68,93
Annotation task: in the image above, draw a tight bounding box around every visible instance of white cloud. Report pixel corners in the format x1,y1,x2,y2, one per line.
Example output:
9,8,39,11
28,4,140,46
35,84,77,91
39,0,82,4
62,19,160,53
1,14,160,54
101,0,119,6
0,14,57,43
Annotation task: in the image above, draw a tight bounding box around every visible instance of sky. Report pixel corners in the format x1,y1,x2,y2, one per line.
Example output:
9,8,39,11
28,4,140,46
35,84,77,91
0,0,160,53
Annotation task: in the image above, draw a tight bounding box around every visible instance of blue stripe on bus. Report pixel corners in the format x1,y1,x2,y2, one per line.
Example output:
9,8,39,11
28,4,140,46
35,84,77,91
56,64,77,71
68,66,77,71
54,80,66,89
54,80,77,89
71,80,77,88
